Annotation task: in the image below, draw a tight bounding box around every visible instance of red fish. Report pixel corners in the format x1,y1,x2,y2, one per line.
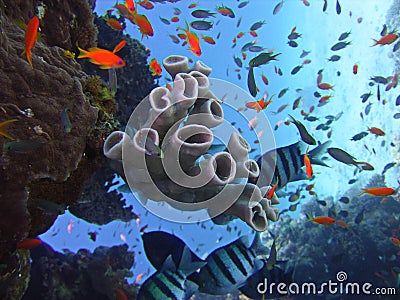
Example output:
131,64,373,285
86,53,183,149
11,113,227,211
319,95,332,103
188,3,198,9
359,187,396,197
307,215,336,225
125,0,135,14
138,0,154,10
302,0,310,6
22,16,40,68
245,93,274,112
77,41,126,69
216,5,235,18
104,17,123,31
372,33,399,46
0,119,18,140
237,32,245,38
149,58,162,76
171,16,179,22
318,83,334,90
140,224,149,233
302,59,311,64
115,288,128,300
304,148,313,178
353,63,358,74
16,238,42,250
336,220,349,229
177,21,202,56
133,13,154,39
391,237,400,247
367,127,385,137
266,179,279,200
200,35,216,45
249,31,258,37
261,74,269,85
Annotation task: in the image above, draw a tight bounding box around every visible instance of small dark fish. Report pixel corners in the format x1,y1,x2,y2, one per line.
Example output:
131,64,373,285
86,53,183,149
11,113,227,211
159,16,170,25
314,91,321,98
360,92,372,103
351,131,369,141
354,209,364,224
233,55,243,68
317,200,327,206
288,32,302,40
292,96,301,110
305,115,319,122
288,114,316,145
271,104,289,114
331,41,351,51
36,199,66,214
334,111,343,121
241,42,254,52
393,41,400,52
300,50,311,58
278,87,289,98
61,106,72,133
277,67,283,76
3,140,47,153
325,115,335,120
249,45,264,52
250,20,266,31
339,210,348,218
217,32,221,39
337,71,341,76
168,34,180,44
394,113,400,119
288,40,298,48
291,64,303,75
328,55,341,62
191,9,216,18
273,0,284,15
316,123,325,130
396,95,400,106
336,0,341,15
339,196,350,204
327,147,358,166
237,73,241,80
190,20,213,31
377,85,381,101
380,24,388,36
323,0,328,12
370,76,389,84
247,67,257,97
289,202,300,211
249,52,281,67
238,1,250,9
236,17,241,28
338,31,351,41
365,103,372,115
348,179,357,184
382,162,396,175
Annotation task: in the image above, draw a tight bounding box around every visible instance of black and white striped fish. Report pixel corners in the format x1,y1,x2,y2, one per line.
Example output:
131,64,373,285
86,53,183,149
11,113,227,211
137,246,205,300
189,232,268,295
251,141,331,190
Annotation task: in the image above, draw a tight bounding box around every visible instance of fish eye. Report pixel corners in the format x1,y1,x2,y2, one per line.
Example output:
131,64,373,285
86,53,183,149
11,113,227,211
118,60,123,64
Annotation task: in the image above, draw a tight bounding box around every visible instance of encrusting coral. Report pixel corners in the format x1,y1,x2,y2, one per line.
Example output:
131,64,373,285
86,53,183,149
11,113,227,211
104,55,279,232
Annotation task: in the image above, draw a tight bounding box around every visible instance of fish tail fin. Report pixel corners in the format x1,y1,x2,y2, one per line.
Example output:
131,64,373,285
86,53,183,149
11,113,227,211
305,213,314,221
371,39,379,47
21,48,33,68
308,140,332,167
75,42,89,59
0,119,18,140
357,189,366,197
178,246,206,277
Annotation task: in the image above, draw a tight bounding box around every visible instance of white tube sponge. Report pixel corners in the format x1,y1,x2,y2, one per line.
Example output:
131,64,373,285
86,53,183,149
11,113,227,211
186,99,224,128
187,70,218,100
171,73,199,112
162,55,189,78
103,131,127,160
228,131,251,161
235,159,260,178
163,124,214,174
193,60,212,76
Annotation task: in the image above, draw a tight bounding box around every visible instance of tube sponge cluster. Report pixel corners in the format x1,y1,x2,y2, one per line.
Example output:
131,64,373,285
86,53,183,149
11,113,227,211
103,55,279,231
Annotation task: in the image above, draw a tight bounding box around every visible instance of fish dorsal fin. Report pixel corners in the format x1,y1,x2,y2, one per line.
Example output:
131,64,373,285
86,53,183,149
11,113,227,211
161,255,177,272
179,246,206,276
184,280,200,299
238,235,251,248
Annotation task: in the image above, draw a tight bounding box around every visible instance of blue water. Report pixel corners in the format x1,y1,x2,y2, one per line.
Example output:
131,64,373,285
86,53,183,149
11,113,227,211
40,0,399,292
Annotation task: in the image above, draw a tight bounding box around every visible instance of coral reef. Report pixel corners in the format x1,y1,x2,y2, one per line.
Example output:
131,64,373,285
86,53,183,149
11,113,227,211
104,55,280,232
23,243,139,300
270,174,400,299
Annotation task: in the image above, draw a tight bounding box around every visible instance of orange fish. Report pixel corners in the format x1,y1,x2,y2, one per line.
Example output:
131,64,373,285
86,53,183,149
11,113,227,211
391,237,400,247
114,3,135,23
266,179,279,200
216,5,235,18
171,16,180,23
0,119,18,140
177,21,202,56
245,93,274,112
149,58,162,76
177,33,186,40
104,17,123,31
318,83,334,90
302,0,310,6
200,35,216,45
77,41,126,69
136,272,145,282
367,127,385,137
237,32,245,38
358,187,396,197
138,0,154,10
133,13,154,39
372,33,399,46
115,288,128,300
188,3,198,9
261,74,269,85
125,0,135,14
304,148,313,178
22,15,40,68
249,31,258,37
319,95,332,103
16,238,42,250
353,64,358,74
336,220,349,229
307,215,336,225
302,59,311,64
241,52,247,60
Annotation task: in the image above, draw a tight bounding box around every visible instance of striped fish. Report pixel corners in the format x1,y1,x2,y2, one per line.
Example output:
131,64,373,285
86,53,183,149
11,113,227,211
190,232,268,295
138,246,205,300
251,141,331,190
